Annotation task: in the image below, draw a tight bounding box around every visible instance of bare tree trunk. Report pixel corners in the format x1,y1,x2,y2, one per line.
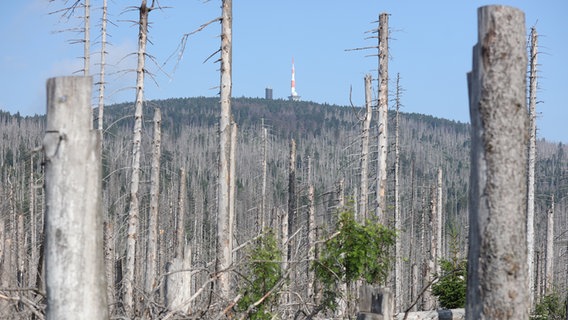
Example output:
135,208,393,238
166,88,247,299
261,126,268,231
29,153,37,288
176,168,187,259
358,74,373,223
436,167,443,272
83,0,90,75
466,6,529,319
526,26,538,309
97,0,108,131
307,184,316,301
422,186,437,311
216,0,233,305
229,121,237,258
545,195,554,295
145,108,161,295
394,73,402,312
44,76,107,320
287,138,297,260
104,220,115,316
376,12,389,224
124,1,151,315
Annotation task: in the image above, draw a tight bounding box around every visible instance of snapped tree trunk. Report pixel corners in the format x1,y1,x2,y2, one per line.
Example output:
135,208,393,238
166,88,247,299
43,76,108,320
466,5,529,319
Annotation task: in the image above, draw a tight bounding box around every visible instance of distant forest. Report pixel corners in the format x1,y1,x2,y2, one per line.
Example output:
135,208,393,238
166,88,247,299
0,96,566,317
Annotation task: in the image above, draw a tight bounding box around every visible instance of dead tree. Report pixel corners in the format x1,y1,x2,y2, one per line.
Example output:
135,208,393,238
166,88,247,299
526,26,538,308
359,74,373,222
436,167,443,271
466,5,529,319
124,0,153,315
545,195,554,295
261,126,268,231
84,0,90,75
144,107,161,295
216,0,234,306
44,76,107,319
376,12,389,224
394,73,402,311
97,0,108,131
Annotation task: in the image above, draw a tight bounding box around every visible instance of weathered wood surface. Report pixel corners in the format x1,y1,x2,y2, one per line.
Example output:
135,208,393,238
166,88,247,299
466,5,529,320
44,76,108,319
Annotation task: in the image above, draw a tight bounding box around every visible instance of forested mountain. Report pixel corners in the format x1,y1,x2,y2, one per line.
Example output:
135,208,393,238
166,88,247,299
0,97,566,317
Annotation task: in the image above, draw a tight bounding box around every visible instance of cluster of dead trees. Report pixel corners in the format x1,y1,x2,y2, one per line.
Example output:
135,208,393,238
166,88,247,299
0,2,566,320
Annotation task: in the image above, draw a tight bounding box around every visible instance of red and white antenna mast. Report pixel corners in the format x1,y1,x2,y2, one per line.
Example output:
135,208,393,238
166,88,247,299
289,57,300,101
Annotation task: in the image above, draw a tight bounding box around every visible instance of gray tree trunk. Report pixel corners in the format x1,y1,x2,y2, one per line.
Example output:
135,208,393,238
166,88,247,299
229,121,237,259
216,0,233,305
307,184,316,301
394,73,402,312
376,12,389,224
83,0,90,75
97,0,108,131
124,1,151,314
359,74,373,222
261,127,268,231
44,76,108,320
466,6,529,319
545,195,554,295
526,26,538,308
176,168,187,259
436,167,443,272
145,107,161,295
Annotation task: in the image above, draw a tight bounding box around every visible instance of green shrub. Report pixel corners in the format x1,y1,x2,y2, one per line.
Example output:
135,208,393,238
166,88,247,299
431,258,466,309
531,293,567,320
236,230,282,320
313,208,396,310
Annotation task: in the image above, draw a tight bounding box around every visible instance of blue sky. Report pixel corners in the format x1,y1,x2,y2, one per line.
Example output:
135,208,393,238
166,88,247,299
1,1,566,142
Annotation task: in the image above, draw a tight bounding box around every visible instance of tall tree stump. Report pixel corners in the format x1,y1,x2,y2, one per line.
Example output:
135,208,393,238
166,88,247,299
44,76,108,319
466,5,529,320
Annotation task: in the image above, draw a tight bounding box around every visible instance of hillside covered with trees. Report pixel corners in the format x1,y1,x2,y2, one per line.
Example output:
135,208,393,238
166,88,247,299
0,96,566,318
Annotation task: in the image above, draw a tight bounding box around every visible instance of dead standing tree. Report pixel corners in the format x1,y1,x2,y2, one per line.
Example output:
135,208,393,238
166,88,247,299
359,74,373,222
526,26,538,308
43,76,107,319
216,0,235,308
466,5,529,319
376,12,389,224
124,0,154,316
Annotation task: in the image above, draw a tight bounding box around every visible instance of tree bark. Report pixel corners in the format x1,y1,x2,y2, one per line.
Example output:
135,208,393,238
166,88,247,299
176,168,187,259
83,0,90,75
376,12,389,224
97,0,108,131
436,167,443,272
394,73,402,312
359,74,373,222
145,107,161,295
526,26,538,308
216,0,233,304
44,76,107,320
261,126,268,231
545,195,554,295
124,1,151,315
466,6,529,319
